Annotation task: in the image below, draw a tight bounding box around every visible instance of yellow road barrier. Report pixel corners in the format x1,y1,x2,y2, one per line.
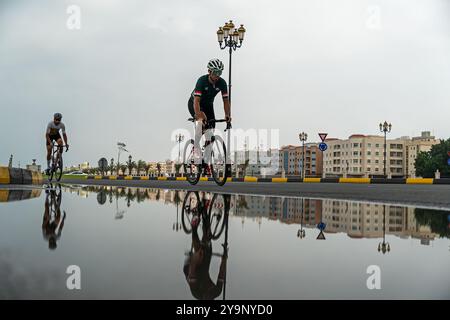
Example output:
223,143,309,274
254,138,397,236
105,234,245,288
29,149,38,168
0,167,10,184
406,178,433,184
304,178,321,183
272,178,288,183
339,178,371,184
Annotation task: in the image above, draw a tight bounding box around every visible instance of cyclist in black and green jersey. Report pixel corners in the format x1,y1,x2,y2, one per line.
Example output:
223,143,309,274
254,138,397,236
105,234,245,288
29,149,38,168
188,59,231,127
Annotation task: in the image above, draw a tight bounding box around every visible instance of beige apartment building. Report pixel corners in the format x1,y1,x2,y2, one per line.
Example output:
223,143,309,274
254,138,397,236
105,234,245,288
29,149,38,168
278,143,323,177
323,131,439,178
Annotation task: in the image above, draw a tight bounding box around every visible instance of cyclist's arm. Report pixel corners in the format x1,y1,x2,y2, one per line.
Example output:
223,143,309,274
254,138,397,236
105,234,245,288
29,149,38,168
223,98,230,120
193,96,206,121
60,124,68,147
45,125,52,144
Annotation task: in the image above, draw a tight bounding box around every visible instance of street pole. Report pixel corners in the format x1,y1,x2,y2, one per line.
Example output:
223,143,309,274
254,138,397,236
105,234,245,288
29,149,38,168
379,121,392,179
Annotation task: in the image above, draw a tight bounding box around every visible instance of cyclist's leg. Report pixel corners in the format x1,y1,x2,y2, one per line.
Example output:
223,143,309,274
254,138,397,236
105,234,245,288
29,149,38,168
188,99,204,164
46,140,52,172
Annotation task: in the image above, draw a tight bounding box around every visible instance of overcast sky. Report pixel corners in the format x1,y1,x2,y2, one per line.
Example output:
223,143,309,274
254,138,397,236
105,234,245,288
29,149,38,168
1,0,449,167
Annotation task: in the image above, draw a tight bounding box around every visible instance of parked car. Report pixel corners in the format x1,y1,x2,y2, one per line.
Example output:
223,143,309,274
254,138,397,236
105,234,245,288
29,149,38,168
67,171,88,175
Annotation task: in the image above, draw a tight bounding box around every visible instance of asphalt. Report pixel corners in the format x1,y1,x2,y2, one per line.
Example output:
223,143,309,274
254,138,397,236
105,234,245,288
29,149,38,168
48,179,450,210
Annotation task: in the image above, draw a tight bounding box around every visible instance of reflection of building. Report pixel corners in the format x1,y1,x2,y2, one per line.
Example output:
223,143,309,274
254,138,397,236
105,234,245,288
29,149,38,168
278,144,323,177
67,185,441,245
323,132,439,178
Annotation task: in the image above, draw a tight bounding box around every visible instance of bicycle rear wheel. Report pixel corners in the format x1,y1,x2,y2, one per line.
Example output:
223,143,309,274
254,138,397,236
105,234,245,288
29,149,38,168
208,194,227,240
181,191,200,234
183,139,201,185
210,135,228,186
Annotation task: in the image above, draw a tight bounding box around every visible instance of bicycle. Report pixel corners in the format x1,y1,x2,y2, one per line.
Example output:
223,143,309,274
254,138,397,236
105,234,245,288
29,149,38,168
48,142,67,182
181,192,227,240
183,118,232,186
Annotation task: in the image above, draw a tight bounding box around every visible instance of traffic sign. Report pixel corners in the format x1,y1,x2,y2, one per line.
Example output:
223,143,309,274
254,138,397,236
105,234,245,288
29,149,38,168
319,142,328,152
318,133,328,142
447,151,450,157
447,158,450,166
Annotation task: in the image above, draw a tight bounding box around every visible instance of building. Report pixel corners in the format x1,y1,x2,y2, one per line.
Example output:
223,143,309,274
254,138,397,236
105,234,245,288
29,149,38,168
233,148,279,176
278,143,323,177
404,131,440,178
26,159,41,172
322,131,439,178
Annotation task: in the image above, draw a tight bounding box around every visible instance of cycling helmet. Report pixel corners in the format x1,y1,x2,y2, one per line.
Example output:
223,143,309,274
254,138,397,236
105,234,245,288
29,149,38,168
54,113,62,120
207,59,224,74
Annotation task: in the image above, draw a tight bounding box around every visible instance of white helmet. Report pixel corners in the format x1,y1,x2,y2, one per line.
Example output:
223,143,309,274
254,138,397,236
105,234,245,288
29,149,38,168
207,59,224,75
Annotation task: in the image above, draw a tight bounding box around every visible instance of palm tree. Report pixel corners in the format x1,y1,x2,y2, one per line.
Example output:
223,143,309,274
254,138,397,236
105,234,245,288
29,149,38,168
145,163,151,176
175,163,182,176
137,160,147,176
156,163,162,177
120,164,127,176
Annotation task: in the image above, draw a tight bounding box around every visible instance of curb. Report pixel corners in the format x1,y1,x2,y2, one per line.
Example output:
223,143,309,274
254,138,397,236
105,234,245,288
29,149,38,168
84,175,450,185
0,167,43,185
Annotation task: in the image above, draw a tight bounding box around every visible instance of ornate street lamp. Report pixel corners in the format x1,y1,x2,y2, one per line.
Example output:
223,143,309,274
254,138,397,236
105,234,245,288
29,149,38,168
379,121,392,178
217,20,246,104
299,132,308,178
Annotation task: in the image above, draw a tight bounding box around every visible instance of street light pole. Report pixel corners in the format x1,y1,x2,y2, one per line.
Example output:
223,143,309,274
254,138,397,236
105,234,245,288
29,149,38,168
217,20,246,105
176,134,184,163
299,132,308,179
379,121,392,178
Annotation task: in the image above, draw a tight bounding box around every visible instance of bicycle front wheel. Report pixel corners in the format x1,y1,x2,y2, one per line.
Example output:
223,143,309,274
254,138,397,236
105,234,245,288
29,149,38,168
55,154,63,181
183,139,201,185
210,135,228,186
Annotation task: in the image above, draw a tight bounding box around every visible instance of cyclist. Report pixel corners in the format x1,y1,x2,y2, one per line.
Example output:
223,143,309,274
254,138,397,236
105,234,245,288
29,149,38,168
188,59,231,167
42,187,66,250
45,113,69,175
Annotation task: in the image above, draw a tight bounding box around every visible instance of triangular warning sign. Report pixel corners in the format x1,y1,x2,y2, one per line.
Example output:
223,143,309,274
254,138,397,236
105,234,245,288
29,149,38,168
316,231,326,240
318,133,328,142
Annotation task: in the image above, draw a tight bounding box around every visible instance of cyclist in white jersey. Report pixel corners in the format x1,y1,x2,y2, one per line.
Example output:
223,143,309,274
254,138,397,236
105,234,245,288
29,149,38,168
45,113,69,174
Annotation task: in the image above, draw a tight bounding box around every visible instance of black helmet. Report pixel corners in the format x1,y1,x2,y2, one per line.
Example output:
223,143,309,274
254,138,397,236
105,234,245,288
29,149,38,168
54,113,62,120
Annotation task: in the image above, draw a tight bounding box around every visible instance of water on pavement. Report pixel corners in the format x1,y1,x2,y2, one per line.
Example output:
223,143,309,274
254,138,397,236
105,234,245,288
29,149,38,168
0,184,449,299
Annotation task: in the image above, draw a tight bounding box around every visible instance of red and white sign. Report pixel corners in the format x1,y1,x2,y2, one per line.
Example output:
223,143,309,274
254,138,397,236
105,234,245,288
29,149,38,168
318,133,328,142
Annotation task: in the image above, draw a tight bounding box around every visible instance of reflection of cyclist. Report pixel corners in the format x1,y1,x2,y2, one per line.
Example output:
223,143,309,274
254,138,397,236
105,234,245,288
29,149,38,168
45,113,69,175
42,187,66,250
183,192,228,300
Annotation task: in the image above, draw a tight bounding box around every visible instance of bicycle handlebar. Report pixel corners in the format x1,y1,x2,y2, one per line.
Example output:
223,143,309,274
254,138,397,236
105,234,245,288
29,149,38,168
187,118,232,130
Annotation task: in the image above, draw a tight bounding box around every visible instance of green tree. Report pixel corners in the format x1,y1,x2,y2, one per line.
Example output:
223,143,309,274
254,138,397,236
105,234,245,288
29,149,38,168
137,160,147,176
156,163,162,177
175,163,182,176
414,208,450,238
415,139,450,178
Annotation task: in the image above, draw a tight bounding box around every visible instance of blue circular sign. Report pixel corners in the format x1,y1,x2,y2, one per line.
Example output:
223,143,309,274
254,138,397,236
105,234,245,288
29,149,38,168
448,158,450,166
319,142,328,152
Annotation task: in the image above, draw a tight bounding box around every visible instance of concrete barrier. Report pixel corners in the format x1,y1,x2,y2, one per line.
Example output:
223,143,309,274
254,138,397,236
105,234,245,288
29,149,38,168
0,167,43,185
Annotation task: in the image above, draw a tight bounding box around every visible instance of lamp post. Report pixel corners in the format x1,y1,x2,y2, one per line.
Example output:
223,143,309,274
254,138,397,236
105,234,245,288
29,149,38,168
110,158,114,175
128,155,133,176
378,205,391,254
217,20,246,105
175,134,184,163
117,142,128,175
379,121,392,178
299,132,308,179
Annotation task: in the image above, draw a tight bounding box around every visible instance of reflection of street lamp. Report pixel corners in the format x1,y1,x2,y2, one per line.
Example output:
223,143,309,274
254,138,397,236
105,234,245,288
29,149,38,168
299,132,308,178
379,121,392,178
378,205,391,254
173,201,181,231
217,20,246,105
297,198,306,239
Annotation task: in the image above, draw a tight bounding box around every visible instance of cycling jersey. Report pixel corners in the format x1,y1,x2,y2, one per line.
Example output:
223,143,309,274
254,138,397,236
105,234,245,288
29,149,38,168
46,121,66,136
188,75,228,122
